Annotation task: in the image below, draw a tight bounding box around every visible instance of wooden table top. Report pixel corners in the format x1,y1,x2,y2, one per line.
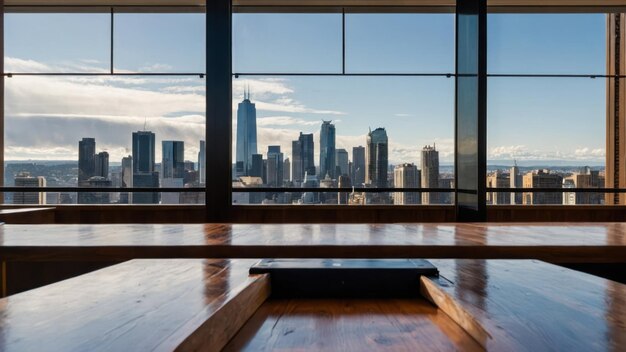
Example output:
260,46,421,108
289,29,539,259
0,223,625,262
224,298,484,351
424,259,626,351
1,257,625,351
0,258,268,352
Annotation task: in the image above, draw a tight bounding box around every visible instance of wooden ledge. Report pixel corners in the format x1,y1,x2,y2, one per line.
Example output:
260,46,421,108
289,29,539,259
421,259,626,351
0,259,270,352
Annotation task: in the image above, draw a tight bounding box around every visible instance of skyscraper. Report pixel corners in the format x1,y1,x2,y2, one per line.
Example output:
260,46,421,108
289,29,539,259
421,144,440,205
120,155,133,204
394,163,421,205
250,154,264,179
292,133,315,184
198,140,206,184
94,151,109,179
366,128,388,188
510,162,522,205
337,175,352,205
319,121,336,180
235,88,257,176
14,172,46,205
283,158,291,182
132,131,156,174
132,131,158,204
266,146,284,187
161,141,185,179
352,146,366,187
78,138,96,183
335,148,349,177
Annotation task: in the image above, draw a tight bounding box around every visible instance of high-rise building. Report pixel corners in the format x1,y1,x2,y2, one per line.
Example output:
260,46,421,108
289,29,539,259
563,168,603,205
421,144,440,205
335,149,349,177
510,163,523,205
394,163,421,205
132,131,156,174
292,133,315,184
94,151,109,179
338,175,352,205
319,121,336,180
133,172,160,204
198,140,206,184
522,169,563,205
78,138,96,183
266,146,284,187
132,131,158,204
161,141,185,179
486,171,510,205
82,176,112,204
235,88,257,176
283,158,291,182
161,177,183,204
14,172,46,205
120,155,133,204
250,154,264,179
352,146,366,187
366,128,388,188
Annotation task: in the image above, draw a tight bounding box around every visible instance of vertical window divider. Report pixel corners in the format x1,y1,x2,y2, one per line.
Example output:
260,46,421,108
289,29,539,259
110,7,114,75
342,7,346,75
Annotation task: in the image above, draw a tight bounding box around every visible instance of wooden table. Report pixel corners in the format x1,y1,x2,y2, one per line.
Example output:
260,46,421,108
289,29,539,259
226,259,626,351
2,258,624,351
0,259,269,352
0,223,624,262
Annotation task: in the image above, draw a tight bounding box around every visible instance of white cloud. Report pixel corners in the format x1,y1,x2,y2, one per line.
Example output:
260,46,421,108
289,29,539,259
489,145,605,161
257,116,321,127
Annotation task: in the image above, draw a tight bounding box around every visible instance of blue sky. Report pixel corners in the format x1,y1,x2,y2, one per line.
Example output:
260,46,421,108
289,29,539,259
3,11,607,166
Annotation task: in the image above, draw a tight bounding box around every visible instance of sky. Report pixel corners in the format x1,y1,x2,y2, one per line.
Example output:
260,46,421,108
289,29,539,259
3,11,607,166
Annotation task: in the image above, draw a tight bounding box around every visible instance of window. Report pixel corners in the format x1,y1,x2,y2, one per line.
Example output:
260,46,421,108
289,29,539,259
231,10,455,205
3,9,206,205
486,13,607,205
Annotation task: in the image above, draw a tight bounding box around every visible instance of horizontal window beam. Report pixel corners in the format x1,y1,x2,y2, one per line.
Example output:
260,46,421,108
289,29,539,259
0,187,205,193
487,188,624,193
1,187,620,193
233,188,454,193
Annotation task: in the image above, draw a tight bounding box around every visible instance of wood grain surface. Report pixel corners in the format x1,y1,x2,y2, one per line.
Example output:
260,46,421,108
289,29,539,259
0,223,624,262
0,259,268,352
223,298,484,352
424,259,626,351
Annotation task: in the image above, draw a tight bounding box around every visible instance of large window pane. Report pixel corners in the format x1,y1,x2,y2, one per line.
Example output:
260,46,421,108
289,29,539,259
233,13,343,73
231,76,454,205
488,14,606,74
114,13,205,73
4,75,206,205
4,12,110,73
345,13,455,73
487,77,605,205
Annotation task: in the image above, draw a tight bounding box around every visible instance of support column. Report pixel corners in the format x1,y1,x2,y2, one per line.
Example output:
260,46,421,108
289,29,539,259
455,0,487,221
0,0,4,205
206,0,232,221
606,13,626,205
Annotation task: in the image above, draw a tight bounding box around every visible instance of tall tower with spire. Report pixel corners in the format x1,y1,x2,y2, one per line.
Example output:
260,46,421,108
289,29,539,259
235,84,258,177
